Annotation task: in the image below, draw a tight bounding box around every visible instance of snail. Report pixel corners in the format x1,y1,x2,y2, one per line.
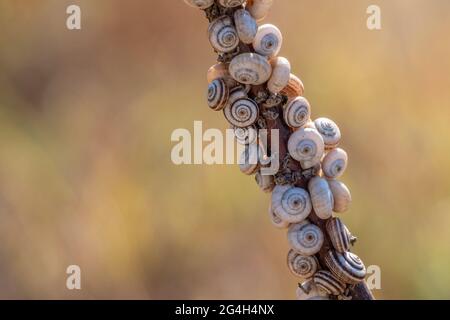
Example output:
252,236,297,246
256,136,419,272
297,280,330,300
324,250,367,285
268,57,291,94
271,185,312,224
229,53,272,85
283,97,311,129
228,86,248,106
233,125,258,145
184,0,214,9
246,0,273,22
207,78,229,111
253,24,283,57
322,148,348,179
239,143,260,175
308,177,334,220
287,249,319,279
224,97,259,128
255,171,275,193
328,179,352,213
287,128,324,169
326,217,352,253
234,9,258,44
218,0,246,7
313,270,346,296
287,221,324,256
208,16,240,53
314,117,341,150
207,62,237,88
268,203,290,229
281,74,305,98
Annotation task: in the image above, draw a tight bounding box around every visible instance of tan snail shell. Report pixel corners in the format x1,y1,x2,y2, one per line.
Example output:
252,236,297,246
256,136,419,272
233,125,258,145
229,53,272,85
253,24,283,57
328,179,352,213
314,118,341,150
268,203,290,229
313,270,346,296
322,148,348,179
255,171,275,193
207,63,237,88
234,9,258,44
239,143,259,175
224,97,259,128
287,221,324,256
287,249,319,279
246,0,273,22
324,250,367,285
268,57,291,94
297,280,330,300
283,97,311,129
281,74,305,98
287,128,324,169
218,0,246,7
184,0,214,9
271,185,312,224
207,78,229,111
308,177,334,220
326,217,352,253
208,16,240,53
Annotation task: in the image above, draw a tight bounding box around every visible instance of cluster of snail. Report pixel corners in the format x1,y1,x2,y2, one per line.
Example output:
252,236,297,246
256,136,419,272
184,0,371,300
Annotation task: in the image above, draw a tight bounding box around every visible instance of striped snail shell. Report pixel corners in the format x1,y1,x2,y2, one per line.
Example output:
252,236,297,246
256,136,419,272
224,97,259,127
281,74,305,98
239,143,259,175
297,280,330,300
287,221,324,256
313,270,346,296
322,148,348,179
228,86,248,106
253,24,283,57
314,117,341,150
234,9,258,44
287,128,324,169
324,250,367,285
283,97,311,129
328,179,352,213
233,125,258,145
184,0,214,9
268,203,290,229
287,249,319,279
271,185,312,224
208,16,239,53
326,217,351,253
255,171,275,193
207,63,237,88
308,177,334,220
207,78,229,111
246,0,273,22
268,57,291,94
218,0,246,7
229,53,272,85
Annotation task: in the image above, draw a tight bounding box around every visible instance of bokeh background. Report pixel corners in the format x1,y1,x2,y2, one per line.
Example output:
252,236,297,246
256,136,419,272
0,0,449,299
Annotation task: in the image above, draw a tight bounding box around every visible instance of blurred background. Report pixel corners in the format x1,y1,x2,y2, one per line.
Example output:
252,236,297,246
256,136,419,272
0,0,449,299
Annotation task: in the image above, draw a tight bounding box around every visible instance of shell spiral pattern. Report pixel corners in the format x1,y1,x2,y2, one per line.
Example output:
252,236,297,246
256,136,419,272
313,270,346,296
322,148,348,179
314,117,341,150
207,78,229,111
208,16,239,53
287,249,319,279
233,125,258,145
229,53,272,85
283,97,311,129
253,24,283,57
287,221,324,256
224,97,259,127
326,217,351,253
271,185,312,224
324,250,367,285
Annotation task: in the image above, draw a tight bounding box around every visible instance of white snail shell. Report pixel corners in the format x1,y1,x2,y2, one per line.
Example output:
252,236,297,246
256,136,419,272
328,180,352,213
239,143,259,175
184,0,214,9
326,217,351,253
287,249,319,279
271,185,312,224
281,74,305,98
287,221,324,256
268,203,290,229
287,128,324,169
219,0,246,7
234,9,258,44
246,0,273,22
207,63,237,88
253,24,283,57
268,57,291,94
228,86,248,106
313,270,346,296
314,118,341,150
208,16,240,53
224,97,259,128
233,125,258,145
283,97,311,129
322,148,348,179
255,171,275,193
207,78,229,111
229,53,272,85
324,250,366,285
308,177,334,220
296,280,330,300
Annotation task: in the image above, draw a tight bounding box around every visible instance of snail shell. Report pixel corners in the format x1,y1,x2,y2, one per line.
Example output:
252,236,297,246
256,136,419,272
281,74,305,98
239,143,259,175
313,270,346,296
268,57,291,94
322,148,348,179
324,250,367,285
326,217,351,253
287,128,324,169
287,249,319,279
233,125,258,145
228,86,248,106
208,16,239,53
283,97,311,129
234,9,258,44
328,180,352,213
297,280,330,300
246,0,273,22
287,221,324,256
268,203,290,229
224,97,259,128
314,118,341,150
255,171,275,193
184,0,214,9
218,0,246,7
271,185,312,224
207,63,237,88
207,78,229,111
253,24,283,57
229,53,272,85
308,177,334,220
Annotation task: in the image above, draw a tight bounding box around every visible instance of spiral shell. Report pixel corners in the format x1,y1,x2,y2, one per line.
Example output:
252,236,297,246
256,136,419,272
287,128,324,169
326,217,351,253
268,57,291,94
283,97,311,129
324,250,367,285
287,249,319,279
313,270,346,296
224,97,259,128
271,185,312,224
229,53,272,85
234,9,258,44
233,125,258,145
268,203,290,229
207,63,237,88
322,148,348,179
314,118,341,150
228,86,248,106
253,24,283,57
184,0,214,9
246,0,273,22
219,0,246,7
328,180,352,213
287,221,324,256
239,143,259,175
308,177,334,220
255,171,275,193
281,74,305,98
297,280,330,300
207,78,229,111
208,16,239,53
